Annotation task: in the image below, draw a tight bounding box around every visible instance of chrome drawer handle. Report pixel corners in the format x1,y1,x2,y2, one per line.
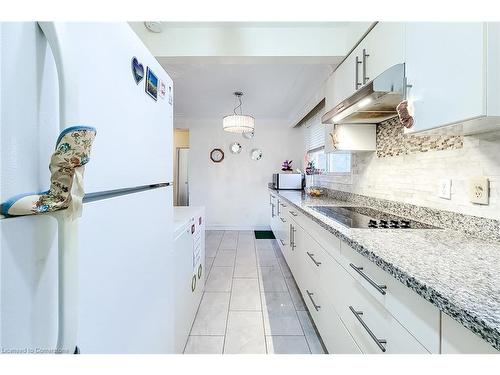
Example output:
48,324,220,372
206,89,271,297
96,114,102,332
279,239,286,246
349,263,387,295
349,306,387,352
290,211,298,217
306,290,321,311
280,217,286,223
280,203,286,207
306,252,322,267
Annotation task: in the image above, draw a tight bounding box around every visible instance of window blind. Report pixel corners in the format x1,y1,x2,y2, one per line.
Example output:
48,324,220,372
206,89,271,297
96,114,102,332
304,107,325,152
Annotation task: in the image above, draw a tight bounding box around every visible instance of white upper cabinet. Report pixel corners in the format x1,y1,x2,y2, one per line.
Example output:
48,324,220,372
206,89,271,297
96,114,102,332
363,23,404,83
325,22,404,112
324,123,376,153
325,52,357,111
404,23,484,134
404,22,500,134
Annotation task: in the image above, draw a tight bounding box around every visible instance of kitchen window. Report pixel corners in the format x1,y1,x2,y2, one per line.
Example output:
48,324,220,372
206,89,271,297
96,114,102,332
303,99,352,175
306,149,352,175
328,152,352,174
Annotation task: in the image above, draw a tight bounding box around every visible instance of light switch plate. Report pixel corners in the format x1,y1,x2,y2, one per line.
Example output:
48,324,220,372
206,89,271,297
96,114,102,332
438,179,451,200
469,177,489,205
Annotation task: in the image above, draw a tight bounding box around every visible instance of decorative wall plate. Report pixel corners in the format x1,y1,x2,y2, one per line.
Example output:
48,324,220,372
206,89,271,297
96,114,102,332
242,130,254,139
230,142,242,154
131,57,144,84
250,148,263,161
210,148,224,163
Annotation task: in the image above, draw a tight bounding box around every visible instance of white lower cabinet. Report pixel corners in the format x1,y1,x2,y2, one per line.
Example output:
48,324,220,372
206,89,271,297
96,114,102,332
295,222,361,354
441,313,499,354
333,268,428,354
339,241,441,353
269,195,498,354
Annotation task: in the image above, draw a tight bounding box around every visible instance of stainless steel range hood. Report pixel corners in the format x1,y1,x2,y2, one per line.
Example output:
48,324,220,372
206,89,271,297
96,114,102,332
322,63,405,124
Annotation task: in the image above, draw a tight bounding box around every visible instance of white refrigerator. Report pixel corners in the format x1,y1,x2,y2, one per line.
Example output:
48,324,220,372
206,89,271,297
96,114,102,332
0,22,175,353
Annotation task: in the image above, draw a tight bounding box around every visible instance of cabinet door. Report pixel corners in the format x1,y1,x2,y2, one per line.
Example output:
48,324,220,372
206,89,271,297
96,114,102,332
364,22,404,82
328,52,359,109
441,313,499,354
404,22,486,133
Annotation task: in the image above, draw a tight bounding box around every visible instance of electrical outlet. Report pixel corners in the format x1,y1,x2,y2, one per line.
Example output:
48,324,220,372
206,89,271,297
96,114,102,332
469,177,489,205
438,179,451,200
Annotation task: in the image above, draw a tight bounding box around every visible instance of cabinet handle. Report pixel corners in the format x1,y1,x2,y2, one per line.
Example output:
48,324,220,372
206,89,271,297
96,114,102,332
403,76,413,100
349,263,387,295
289,224,296,250
280,203,286,207
349,306,387,352
289,211,298,217
271,203,275,218
306,252,322,267
355,56,362,90
306,290,321,311
279,239,286,246
280,217,286,223
362,49,370,84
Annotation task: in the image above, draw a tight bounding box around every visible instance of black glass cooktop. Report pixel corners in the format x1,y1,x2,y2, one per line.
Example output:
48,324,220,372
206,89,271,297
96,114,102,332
309,206,438,229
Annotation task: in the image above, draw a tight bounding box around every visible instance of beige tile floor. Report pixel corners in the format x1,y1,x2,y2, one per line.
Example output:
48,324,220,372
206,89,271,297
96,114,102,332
183,230,326,354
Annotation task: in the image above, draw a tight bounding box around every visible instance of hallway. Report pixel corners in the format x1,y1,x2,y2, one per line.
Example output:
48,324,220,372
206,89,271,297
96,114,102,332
184,230,325,354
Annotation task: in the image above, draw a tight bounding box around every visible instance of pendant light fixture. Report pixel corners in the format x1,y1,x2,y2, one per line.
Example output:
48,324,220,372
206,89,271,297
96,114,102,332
223,92,255,133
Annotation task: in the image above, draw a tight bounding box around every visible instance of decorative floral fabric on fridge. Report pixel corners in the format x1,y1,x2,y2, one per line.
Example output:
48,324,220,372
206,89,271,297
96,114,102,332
0,126,97,219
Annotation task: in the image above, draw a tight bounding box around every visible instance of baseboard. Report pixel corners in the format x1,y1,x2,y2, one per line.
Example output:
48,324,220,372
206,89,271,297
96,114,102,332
206,224,271,231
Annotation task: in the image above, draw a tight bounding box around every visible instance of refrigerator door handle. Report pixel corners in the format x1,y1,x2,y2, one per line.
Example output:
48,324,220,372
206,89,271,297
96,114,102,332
38,22,80,354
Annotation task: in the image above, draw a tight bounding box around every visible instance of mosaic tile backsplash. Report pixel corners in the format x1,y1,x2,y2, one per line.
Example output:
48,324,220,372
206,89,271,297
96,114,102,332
376,117,463,158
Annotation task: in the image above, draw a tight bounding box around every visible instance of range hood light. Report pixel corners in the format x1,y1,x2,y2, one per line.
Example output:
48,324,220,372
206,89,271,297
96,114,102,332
358,97,373,108
331,97,373,123
322,64,405,125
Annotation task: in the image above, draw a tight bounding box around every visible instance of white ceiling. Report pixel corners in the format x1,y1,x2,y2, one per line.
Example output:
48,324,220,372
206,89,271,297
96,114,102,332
161,60,335,120
133,22,373,123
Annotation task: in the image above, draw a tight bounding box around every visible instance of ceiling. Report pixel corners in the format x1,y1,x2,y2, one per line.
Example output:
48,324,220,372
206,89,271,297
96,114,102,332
161,60,335,120
132,22,373,123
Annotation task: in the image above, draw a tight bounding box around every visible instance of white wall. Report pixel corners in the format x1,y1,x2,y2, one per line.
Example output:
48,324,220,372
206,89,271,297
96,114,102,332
178,118,303,230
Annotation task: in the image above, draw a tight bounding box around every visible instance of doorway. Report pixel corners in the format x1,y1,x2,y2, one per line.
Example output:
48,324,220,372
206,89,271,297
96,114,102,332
176,147,189,206
174,128,189,206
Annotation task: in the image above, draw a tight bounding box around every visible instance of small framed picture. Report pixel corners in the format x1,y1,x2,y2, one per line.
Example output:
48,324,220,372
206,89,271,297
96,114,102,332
145,67,158,101
159,80,166,99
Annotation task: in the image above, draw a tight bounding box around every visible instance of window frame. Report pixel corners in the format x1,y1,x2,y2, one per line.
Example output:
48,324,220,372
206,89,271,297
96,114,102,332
326,152,352,175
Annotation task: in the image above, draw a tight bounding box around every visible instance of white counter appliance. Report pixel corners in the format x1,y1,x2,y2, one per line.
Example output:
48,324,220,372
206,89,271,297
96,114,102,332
173,206,205,353
272,173,304,190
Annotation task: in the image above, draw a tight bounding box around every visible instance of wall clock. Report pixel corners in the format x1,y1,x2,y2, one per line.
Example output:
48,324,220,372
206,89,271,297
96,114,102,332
210,148,224,163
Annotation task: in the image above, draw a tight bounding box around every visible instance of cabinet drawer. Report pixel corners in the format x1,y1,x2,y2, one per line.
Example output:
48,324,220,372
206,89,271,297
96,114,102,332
335,269,428,354
441,313,499,354
339,241,440,353
288,206,341,260
297,228,339,298
300,263,361,354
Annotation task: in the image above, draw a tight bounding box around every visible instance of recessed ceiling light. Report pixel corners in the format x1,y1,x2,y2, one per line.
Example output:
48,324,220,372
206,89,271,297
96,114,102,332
144,22,163,33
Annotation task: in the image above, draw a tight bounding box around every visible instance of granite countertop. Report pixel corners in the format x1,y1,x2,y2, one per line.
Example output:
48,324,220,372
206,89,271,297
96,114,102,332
270,189,500,351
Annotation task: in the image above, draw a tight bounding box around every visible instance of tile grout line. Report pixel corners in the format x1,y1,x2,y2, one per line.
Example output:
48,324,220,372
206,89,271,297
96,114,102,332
221,231,238,354
255,238,269,354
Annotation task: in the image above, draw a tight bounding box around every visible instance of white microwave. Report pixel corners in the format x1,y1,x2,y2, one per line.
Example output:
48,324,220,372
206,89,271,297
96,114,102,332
272,173,303,190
